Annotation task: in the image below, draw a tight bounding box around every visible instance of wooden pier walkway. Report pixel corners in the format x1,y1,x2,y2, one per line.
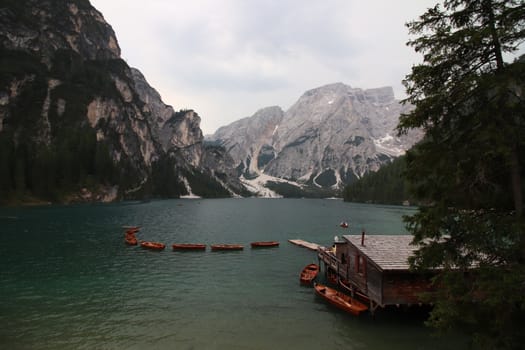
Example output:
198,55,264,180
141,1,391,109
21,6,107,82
288,239,321,251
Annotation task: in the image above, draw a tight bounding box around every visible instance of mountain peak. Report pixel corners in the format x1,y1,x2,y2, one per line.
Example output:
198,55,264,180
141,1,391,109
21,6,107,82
210,83,422,196
302,82,350,97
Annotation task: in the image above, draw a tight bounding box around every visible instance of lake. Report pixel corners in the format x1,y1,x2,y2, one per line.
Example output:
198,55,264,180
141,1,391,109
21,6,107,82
0,198,464,349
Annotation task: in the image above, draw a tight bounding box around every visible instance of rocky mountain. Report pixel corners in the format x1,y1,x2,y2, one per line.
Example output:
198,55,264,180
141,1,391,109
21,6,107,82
209,83,422,196
0,0,244,203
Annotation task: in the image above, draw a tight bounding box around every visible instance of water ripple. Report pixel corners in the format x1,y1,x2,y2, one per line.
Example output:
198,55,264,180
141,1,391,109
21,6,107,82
0,199,464,349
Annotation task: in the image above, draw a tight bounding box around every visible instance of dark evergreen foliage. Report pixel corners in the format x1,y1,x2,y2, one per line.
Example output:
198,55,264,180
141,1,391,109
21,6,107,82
0,48,123,203
183,168,231,198
150,155,187,198
265,181,337,198
315,169,337,187
399,1,525,348
343,156,413,205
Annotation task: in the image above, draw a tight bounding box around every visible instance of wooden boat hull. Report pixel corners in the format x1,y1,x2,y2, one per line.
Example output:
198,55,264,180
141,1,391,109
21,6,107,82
211,244,244,251
300,263,319,285
140,241,166,251
124,226,140,235
250,241,279,248
125,237,138,245
172,243,206,251
314,283,368,316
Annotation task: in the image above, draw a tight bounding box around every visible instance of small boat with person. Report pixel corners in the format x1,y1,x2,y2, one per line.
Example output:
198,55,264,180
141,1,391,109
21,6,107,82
210,244,244,251
314,283,368,316
300,263,319,285
172,243,206,251
250,241,279,248
140,241,166,251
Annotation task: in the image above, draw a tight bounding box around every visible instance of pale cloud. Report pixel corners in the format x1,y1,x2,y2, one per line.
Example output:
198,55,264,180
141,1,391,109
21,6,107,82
90,0,439,134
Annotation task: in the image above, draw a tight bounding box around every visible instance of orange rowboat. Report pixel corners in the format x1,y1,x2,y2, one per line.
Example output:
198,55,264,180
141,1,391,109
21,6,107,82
140,241,166,251
210,244,244,251
123,226,140,234
300,263,319,285
314,283,368,316
250,241,279,248
125,236,138,245
172,243,206,251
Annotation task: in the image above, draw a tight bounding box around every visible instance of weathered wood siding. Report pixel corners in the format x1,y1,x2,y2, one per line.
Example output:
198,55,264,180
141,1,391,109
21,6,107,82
367,263,383,305
342,243,369,295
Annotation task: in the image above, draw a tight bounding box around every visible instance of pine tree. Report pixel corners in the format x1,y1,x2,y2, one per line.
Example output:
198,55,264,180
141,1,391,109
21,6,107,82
398,1,525,348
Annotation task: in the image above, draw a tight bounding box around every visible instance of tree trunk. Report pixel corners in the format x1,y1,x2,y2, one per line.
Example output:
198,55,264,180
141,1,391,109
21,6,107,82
484,0,505,71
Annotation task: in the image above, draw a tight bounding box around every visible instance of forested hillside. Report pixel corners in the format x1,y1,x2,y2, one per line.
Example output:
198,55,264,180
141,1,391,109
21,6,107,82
342,156,413,205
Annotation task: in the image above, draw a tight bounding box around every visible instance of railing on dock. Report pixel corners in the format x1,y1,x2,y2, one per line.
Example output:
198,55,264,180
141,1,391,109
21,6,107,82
317,247,348,281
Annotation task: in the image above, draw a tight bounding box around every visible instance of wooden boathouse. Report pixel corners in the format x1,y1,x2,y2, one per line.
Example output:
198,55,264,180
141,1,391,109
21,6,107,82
317,233,434,314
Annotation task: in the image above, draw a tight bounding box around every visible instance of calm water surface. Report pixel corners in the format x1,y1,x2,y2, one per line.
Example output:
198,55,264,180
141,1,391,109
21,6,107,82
0,199,464,349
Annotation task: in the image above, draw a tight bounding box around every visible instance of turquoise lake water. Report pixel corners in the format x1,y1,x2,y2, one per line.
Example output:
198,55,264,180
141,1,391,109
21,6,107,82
0,198,465,349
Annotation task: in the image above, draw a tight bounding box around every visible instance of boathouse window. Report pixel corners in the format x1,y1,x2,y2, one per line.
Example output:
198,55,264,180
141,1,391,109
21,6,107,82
355,255,366,276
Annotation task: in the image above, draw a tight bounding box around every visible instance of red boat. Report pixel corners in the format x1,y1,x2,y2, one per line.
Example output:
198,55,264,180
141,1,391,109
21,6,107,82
172,243,206,251
340,222,349,228
300,263,319,285
210,244,244,251
124,228,138,246
250,241,279,248
140,241,166,251
314,283,368,316
124,226,140,233
125,236,138,245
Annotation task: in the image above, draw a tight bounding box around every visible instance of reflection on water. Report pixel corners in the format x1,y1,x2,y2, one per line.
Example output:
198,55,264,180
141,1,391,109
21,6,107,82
0,199,465,349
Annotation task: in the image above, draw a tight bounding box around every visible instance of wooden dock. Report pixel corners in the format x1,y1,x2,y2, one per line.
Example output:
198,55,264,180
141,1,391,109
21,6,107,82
288,239,320,251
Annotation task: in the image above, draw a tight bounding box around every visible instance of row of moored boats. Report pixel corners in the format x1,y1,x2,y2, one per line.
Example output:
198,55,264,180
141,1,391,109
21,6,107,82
124,226,279,251
125,226,368,316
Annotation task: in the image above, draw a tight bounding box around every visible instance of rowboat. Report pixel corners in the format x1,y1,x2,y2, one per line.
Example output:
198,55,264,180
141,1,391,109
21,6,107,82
123,226,140,233
250,241,279,248
210,244,244,251
300,263,319,285
140,241,166,250
314,283,368,316
124,229,138,246
172,243,206,251
125,236,138,245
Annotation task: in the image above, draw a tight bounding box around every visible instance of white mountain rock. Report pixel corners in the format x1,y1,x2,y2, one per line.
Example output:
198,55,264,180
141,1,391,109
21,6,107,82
209,83,422,195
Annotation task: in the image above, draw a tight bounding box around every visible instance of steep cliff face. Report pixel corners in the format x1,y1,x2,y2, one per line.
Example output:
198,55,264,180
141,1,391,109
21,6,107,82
212,106,284,177
209,83,422,195
0,0,120,61
0,0,242,202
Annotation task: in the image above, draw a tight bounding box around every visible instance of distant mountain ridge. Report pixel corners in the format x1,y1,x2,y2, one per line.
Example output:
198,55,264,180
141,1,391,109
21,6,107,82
209,83,422,196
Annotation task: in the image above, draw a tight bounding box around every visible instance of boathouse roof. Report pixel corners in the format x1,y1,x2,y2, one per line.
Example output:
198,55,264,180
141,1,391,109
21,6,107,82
342,234,416,271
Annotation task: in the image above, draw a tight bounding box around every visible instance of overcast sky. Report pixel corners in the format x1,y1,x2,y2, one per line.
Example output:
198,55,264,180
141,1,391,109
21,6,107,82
89,0,441,134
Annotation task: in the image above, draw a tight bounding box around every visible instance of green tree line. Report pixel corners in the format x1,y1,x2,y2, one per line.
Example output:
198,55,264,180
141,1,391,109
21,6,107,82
343,156,414,205
0,127,117,203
